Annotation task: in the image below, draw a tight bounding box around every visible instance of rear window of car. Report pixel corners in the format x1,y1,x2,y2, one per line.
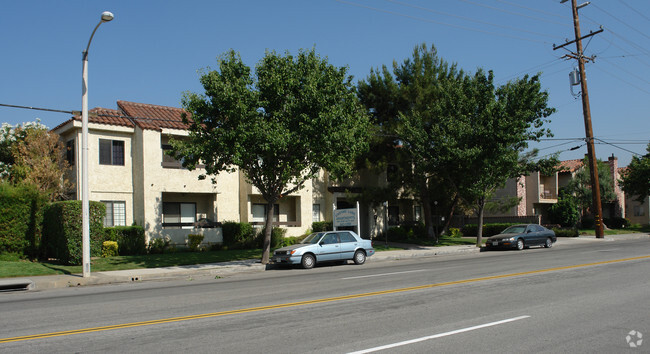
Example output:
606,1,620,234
339,232,357,243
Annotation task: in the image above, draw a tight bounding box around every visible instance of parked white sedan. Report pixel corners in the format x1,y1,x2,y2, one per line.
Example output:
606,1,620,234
272,231,375,269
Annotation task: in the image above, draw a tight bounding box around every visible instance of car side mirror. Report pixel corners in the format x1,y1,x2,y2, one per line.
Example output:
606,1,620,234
527,230,532,233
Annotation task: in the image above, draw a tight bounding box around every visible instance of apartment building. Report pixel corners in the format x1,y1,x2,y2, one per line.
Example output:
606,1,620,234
53,100,406,245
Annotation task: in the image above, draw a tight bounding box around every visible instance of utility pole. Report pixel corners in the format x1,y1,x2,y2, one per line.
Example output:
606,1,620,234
554,0,604,238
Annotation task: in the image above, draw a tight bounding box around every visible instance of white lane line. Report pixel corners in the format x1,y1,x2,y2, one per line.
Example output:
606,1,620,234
342,269,427,280
347,315,531,354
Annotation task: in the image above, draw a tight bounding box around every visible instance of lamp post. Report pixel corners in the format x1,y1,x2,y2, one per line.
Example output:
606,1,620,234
82,11,113,277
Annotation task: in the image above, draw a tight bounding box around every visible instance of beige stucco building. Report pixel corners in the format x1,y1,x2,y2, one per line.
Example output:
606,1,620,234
53,100,408,246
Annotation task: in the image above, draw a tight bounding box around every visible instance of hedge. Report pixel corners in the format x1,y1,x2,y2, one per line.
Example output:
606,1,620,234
221,221,256,249
41,200,106,265
552,228,579,237
460,223,518,237
104,225,146,255
0,183,47,258
312,221,333,232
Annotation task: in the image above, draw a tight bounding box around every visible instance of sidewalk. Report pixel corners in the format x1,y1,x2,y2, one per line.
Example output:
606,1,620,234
2,233,647,292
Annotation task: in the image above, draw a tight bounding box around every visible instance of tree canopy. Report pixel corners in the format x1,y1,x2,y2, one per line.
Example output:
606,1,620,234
620,143,650,203
173,48,371,264
564,157,617,215
0,121,70,201
358,44,555,245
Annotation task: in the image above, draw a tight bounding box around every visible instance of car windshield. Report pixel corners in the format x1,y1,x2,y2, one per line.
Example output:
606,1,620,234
301,233,325,244
502,226,526,234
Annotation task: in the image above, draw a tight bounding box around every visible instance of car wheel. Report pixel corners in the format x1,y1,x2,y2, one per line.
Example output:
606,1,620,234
301,254,315,269
544,237,553,248
516,239,525,250
353,250,366,265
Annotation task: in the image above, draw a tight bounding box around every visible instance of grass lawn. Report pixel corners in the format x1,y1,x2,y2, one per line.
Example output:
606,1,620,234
0,243,407,279
578,225,650,236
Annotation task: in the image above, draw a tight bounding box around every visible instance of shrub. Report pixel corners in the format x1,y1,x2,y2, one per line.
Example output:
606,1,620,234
447,228,462,238
580,217,595,229
603,217,630,229
385,223,426,242
104,226,146,255
311,221,333,232
147,237,170,254
548,196,581,227
461,223,518,237
101,241,119,257
221,222,256,249
187,234,205,251
552,228,579,237
256,227,288,248
41,200,105,265
0,182,47,258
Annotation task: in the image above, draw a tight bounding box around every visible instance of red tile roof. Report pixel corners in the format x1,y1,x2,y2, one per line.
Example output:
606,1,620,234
54,101,192,132
118,101,190,131
558,159,583,173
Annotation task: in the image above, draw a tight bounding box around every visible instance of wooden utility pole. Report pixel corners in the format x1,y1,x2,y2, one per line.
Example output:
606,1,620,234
554,0,604,238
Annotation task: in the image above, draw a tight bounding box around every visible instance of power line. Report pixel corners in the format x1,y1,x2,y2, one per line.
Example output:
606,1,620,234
387,0,557,40
458,0,571,27
591,3,650,42
595,138,644,156
335,0,550,44
618,0,650,23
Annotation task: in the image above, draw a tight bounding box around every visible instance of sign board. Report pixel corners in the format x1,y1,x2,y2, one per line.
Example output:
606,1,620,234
333,208,358,227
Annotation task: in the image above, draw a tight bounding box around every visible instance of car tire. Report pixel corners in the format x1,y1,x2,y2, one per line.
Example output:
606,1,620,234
516,239,525,251
301,254,316,269
353,250,366,265
544,237,553,248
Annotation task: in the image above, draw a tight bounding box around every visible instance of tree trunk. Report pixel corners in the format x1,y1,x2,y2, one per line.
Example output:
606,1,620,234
260,201,274,265
476,198,485,248
441,195,459,236
421,194,437,243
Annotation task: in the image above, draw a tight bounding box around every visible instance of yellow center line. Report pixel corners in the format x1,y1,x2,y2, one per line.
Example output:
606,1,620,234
1,255,648,344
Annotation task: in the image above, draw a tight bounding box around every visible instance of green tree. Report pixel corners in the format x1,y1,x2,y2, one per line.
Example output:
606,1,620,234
620,143,650,203
358,44,470,242
172,49,371,264
454,70,555,246
564,157,617,217
0,120,70,201
548,190,581,227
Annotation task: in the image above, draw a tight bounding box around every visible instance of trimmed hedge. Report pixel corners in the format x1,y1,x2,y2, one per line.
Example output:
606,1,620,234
604,217,630,229
257,226,288,249
312,221,333,232
104,226,146,255
41,200,105,265
221,221,256,249
552,228,579,237
460,223,518,237
0,183,47,258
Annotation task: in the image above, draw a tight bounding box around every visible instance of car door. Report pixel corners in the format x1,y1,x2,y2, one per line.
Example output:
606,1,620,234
529,225,544,245
338,232,358,260
523,225,539,245
316,233,341,261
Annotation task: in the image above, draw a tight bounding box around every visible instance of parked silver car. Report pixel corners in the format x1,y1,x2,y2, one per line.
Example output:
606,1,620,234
484,224,556,250
272,231,375,269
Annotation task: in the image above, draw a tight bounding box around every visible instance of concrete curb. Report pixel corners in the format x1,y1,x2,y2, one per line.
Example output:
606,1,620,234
3,233,647,291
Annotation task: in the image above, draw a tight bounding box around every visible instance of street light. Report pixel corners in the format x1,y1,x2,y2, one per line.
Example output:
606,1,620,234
82,11,113,278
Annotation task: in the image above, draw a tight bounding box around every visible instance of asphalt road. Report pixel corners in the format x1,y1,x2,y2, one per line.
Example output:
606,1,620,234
0,238,648,353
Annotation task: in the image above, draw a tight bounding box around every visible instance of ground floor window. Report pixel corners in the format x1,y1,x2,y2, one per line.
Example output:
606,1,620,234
252,203,279,222
163,202,196,229
634,205,645,216
102,201,126,227
414,206,422,221
388,205,400,226
313,204,321,222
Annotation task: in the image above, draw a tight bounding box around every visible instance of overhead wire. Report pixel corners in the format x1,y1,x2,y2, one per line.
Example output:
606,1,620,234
386,0,557,40
457,0,571,27
334,0,550,44
618,0,650,23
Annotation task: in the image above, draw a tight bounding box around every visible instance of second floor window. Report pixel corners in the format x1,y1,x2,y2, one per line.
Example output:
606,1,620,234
66,140,75,165
99,139,125,166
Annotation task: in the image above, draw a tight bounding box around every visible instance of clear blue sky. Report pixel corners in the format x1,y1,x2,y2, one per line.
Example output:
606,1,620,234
2,0,648,167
